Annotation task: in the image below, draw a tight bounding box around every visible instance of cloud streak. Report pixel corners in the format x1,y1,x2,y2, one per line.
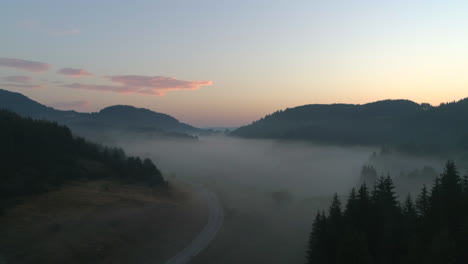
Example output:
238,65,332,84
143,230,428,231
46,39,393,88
1,83,45,89
3,75,32,83
64,83,133,94
58,68,93,77
108,75,213,91
0,57,50,72
63,75,213,96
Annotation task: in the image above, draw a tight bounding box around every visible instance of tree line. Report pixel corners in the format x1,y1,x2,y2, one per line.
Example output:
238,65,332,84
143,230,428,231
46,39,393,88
232,99,468,154
0,110,166,212
306,161,468,264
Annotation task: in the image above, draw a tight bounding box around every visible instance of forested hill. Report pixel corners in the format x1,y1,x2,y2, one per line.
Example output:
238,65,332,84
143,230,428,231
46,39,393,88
231,99,468,152
0,110,166,211
0,89,202,135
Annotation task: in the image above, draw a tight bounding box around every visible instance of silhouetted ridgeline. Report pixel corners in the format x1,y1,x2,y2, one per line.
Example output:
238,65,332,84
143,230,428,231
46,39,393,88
231,99,468,153
306,161,468,264
0,89,202,137
0,110,166,212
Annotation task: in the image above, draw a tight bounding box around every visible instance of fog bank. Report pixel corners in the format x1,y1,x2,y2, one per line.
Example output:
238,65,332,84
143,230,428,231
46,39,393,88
106,135,445,263
118,136,373,197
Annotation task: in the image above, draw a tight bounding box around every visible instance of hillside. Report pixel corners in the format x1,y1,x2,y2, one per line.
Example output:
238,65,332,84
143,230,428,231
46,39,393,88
231,99,468,152
0,89,202,136
0,180,208,264
0,109,166,211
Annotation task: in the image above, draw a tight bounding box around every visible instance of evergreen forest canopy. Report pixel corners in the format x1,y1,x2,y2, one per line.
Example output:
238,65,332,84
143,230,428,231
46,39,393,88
0,110,166,212
232,99,468,153
306,161,468,264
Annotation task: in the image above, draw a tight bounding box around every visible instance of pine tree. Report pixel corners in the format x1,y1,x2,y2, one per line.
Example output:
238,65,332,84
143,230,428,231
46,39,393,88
345,188,358,219
416,185,430,218
432,161,463,231
356,183,373,232
402,195,417,220
371,176,385,203
306,213,320,264
372,175,399,264
439,161,462,203
306,212,328,264
357,183,371,206
328,193,342,225
325,194,343,261
401,195,418,246
383,175,398,209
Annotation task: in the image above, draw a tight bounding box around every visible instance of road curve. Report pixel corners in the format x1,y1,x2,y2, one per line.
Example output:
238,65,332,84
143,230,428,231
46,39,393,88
165,181,223,264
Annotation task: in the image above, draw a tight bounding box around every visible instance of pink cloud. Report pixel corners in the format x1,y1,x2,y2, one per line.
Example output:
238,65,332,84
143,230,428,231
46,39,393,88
50,100,90,109
0,57,50,72
1,83,45,89
58,68,93,78
3,75,32,83
63,75,213,96
63,83,137,94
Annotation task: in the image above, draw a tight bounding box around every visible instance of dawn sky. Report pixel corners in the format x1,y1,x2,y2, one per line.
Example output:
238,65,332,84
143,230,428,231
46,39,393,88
1,0,468,127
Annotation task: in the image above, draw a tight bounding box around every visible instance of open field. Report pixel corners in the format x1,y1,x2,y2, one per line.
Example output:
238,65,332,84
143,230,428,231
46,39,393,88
0,180,208,264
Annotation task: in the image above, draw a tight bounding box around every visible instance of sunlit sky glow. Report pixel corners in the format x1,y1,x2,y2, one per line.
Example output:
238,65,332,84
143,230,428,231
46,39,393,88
1,0,468,127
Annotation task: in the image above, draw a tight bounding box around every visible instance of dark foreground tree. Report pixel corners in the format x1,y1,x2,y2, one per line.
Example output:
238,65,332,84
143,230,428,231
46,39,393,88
306,161,468,264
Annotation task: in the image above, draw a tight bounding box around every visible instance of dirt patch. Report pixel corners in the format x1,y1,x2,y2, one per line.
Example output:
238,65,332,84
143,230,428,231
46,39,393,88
0,180,208,264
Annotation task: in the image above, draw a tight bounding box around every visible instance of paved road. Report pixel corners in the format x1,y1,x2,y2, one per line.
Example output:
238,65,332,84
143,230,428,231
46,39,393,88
165,181,223,264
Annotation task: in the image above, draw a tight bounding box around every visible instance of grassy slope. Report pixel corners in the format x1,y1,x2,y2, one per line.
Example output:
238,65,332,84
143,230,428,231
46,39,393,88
0,180,208,264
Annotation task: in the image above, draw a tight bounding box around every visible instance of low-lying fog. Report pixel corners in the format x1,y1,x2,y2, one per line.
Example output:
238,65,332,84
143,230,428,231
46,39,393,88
122,136,372,197
105,135,445,263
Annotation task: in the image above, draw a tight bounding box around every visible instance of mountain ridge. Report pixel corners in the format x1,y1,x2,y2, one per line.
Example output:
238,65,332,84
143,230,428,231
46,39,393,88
0,89,202,135
231,98,468,152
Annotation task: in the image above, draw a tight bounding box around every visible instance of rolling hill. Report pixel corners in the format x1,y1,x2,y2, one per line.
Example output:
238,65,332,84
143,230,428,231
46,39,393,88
0,89,203,137
231,99,468,152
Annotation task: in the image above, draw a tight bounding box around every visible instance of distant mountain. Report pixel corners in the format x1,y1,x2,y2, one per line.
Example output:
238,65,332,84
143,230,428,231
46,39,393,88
231,99,468,152
93,105,196,132
0,89,203,137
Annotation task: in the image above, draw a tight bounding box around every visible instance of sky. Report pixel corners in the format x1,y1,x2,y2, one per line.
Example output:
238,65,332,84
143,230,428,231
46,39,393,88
1,0,468,127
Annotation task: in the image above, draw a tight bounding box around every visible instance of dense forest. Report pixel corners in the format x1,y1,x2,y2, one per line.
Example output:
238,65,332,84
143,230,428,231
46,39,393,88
306,161,468,264
0,110,166,212
232,99,468,153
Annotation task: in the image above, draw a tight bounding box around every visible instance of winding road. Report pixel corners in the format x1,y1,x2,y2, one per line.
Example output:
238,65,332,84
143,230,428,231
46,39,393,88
165,181,224,264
